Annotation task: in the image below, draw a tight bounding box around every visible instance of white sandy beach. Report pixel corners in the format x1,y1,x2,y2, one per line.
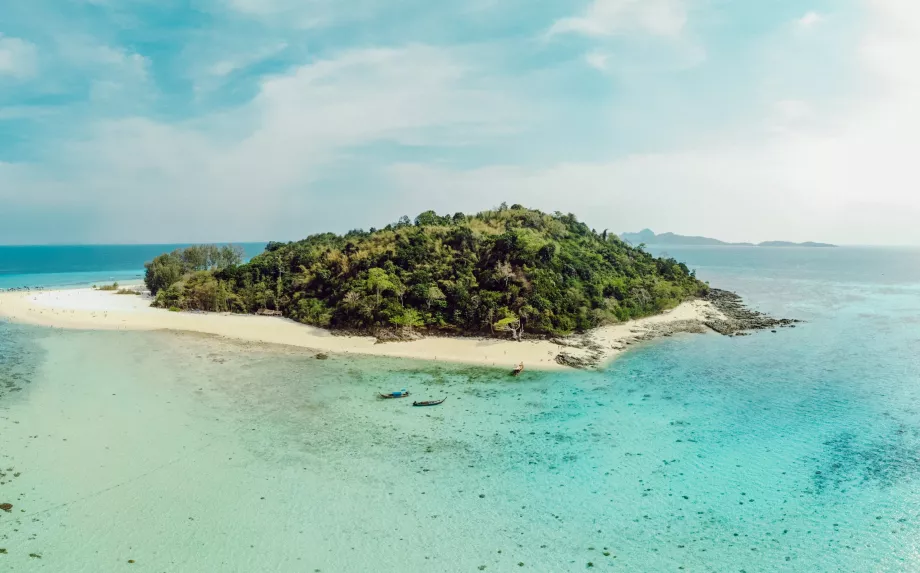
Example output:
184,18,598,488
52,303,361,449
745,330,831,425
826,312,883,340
0,286,724,370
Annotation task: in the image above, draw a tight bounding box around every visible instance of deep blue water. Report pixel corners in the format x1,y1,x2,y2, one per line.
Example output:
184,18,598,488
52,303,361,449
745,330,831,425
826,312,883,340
0,243,267,289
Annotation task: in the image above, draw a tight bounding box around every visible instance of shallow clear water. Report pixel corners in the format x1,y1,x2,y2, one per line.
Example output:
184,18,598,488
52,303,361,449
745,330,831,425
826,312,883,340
2,247,920,572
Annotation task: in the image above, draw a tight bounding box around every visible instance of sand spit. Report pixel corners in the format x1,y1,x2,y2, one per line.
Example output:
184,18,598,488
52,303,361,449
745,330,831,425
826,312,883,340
0,287,728,370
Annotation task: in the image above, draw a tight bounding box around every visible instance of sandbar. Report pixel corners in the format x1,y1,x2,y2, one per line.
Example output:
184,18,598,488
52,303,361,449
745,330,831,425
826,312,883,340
0,287,725,370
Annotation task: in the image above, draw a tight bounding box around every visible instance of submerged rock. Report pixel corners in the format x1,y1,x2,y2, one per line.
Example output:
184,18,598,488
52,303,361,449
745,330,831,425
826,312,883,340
0,503,12,512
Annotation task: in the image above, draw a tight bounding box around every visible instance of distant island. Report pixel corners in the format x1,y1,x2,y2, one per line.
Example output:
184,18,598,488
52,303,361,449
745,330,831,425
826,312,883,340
143,206,709,338
620,229,836,248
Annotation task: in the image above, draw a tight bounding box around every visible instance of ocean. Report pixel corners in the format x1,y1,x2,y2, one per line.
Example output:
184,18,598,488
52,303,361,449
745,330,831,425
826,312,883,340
0,244,267,290
1,245,920,572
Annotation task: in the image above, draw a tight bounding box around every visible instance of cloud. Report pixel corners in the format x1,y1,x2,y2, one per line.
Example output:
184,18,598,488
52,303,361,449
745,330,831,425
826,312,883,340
380,0,920,246
205,42,288,78
383,148,801,244
796,11,823,28
584,51,609,70
548,0,702,76
222,0,358,27
1,45,520,243
4,0,920,247
0,35,38,79
549,0,689,38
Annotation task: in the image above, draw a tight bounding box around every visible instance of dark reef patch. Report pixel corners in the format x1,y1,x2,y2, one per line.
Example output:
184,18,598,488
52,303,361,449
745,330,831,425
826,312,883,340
809,427,920,494
0,322,42,401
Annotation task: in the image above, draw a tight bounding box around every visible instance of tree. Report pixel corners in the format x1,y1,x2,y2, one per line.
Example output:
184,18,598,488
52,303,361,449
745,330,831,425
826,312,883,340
146,206,708,337
425,285,446,310
293,298,332,327
494,261,515,286
415,210,443,227
144,253,183,295
366,268,395,308
218,245,245,268
494,315,523,341
389,308,424,329
144,244,243,295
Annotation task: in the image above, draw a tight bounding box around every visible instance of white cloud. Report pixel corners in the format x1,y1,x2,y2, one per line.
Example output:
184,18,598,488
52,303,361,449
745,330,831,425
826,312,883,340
767,99,816,134
57,38,150,78
549,0,689,38
549,0,702,77
0,35,38,79
206,43,288,77
2,45,520,243
383,149,800,244
224,0,347,27
584,51,609,70
380,0,920,246
796,11,823,28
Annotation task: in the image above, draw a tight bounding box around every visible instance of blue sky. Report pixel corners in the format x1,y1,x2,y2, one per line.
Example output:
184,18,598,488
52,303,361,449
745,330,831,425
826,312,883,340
1,0,918,245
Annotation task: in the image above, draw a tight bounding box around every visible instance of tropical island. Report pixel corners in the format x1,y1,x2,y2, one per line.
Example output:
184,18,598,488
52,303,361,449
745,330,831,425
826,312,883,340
620,229,837,248
0,206,795,370
144,206,708,339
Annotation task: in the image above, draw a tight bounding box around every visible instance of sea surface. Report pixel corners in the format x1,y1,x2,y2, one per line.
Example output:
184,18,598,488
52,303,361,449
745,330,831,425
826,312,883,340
0,244,267,290
2,246,920,572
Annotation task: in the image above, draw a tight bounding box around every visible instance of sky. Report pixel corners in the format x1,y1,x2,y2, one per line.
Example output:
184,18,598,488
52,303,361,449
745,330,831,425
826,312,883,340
1,0,918,245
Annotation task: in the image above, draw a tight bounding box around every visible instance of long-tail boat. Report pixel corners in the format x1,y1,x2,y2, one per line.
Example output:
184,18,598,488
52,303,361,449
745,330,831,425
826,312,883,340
380,390,409,399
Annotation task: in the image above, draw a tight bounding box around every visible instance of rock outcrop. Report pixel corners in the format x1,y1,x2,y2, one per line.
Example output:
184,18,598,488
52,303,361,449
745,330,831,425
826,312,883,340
704,289,800,335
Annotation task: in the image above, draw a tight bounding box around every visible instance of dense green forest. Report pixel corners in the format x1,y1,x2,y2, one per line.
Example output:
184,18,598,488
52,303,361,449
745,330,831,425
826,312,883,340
144,206,707,338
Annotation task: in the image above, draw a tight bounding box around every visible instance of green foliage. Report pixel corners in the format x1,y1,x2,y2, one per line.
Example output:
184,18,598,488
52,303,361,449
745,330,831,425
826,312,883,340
145,244,244,297
290,297,332,327
146,206,707,336
95,282,119,291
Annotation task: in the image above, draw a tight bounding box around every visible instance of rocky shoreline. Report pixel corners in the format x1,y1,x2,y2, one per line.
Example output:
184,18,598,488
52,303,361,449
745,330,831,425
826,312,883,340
702,289,801,336
554,290,799,369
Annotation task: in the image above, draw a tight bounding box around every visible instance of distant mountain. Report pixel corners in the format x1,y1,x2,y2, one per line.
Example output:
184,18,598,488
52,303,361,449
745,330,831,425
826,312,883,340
620,229,836,248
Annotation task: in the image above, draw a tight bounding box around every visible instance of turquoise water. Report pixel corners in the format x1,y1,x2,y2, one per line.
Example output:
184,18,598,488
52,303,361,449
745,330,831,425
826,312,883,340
2,247,920,571
0,244,267,289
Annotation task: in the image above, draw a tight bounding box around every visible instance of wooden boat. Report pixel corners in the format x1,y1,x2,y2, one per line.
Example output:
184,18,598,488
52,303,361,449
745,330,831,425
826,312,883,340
380,390,409,399
511,362,524,376
412,398,446,407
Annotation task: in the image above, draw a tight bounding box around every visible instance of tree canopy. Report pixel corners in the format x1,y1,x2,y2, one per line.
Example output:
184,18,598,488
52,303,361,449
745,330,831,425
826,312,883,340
144,206,707,337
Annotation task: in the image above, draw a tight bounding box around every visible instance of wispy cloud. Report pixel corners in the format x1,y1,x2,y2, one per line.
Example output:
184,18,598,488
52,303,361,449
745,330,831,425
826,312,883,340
584,51,609,70
3,0,920,245
796,11,823,28
223,0,358,28
379,1,920,246
2,45,521,243
0,35,38,79
549,0,689,38
208,45,286,78
548,0,703,76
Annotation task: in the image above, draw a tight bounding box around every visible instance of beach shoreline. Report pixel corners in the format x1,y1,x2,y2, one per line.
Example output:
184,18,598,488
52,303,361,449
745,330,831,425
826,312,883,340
0,287,727,370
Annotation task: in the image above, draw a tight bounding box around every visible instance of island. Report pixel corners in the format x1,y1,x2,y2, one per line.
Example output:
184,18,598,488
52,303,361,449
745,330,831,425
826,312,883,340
620,229,836,248
145,206,708,338
0,206,796,370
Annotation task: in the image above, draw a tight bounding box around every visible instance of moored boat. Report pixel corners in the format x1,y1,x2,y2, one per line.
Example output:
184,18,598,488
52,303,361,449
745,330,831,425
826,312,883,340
380,389,409,399
511,362,524,376
412,398,446,407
